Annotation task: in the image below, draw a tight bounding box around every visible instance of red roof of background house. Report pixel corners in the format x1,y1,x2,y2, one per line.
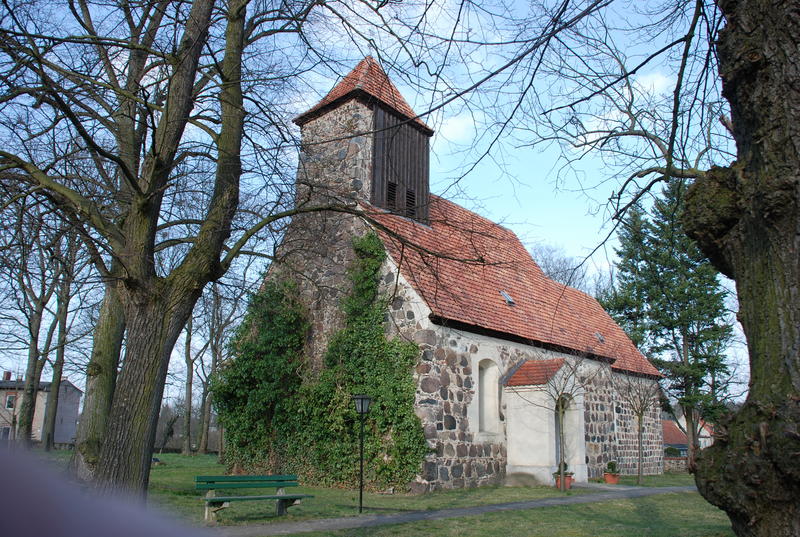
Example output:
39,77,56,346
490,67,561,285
506,359,565,386
368,195,660,377
663,420,688,445
294,56,432,133
699,420,714,436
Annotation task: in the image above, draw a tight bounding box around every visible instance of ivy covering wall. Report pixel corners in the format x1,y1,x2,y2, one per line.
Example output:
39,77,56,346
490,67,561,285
213,233,427,488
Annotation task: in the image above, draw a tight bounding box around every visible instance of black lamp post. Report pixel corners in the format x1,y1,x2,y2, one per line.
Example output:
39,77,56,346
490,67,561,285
352,394,372,514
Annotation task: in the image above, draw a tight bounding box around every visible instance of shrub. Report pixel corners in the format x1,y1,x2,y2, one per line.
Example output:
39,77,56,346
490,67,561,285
214,233,427,489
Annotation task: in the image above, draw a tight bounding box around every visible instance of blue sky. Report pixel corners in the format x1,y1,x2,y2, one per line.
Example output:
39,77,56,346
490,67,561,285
0,0,750,394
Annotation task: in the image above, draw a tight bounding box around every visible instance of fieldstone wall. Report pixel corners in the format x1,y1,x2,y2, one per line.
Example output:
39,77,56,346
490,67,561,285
407,326,509,492
582,367,618,477
379,264,508,491
295,99,374,204
273,99,375,368
582,371,663,477
609,373,664,476
664,457,689,473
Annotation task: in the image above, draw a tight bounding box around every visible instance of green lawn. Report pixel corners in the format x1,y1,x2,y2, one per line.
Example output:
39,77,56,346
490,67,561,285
293,492,734,537
601,473,696,487
33,451,732,536
147,453,592,526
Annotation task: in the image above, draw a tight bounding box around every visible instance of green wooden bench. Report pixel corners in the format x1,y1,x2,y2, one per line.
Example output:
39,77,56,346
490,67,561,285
195,474,313,524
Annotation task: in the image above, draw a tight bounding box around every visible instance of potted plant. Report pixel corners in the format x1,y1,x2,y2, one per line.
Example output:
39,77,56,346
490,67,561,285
603,460,620,484
553,461,574,490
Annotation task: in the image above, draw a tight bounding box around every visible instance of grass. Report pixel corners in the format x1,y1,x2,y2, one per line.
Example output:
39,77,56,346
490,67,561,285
34,450,732,536
147,453,592,526
293,492,734,537
589,472,697,487
619,472,697,487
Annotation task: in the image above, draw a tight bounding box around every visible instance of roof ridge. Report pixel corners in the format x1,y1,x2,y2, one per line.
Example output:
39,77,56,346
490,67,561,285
427,195,526,238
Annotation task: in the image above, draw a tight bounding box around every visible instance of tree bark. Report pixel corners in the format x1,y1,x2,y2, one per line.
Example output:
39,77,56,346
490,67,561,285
182,317,194,456
637,414,644,485
42,262,74,451
683,405,699,472
218,424,225,464
16,309,43,446
198,378,212,454
199,317,221,454
93,288,199,495
42,287,69,451
556,401,567,491
72,281,125,481
91,0,245,495
683,2,800,535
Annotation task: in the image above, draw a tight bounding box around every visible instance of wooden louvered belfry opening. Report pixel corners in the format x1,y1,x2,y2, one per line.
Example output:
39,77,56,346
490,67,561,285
371,106,430,223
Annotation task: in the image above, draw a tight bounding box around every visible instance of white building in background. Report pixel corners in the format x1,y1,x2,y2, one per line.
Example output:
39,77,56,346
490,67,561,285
0,371,82,446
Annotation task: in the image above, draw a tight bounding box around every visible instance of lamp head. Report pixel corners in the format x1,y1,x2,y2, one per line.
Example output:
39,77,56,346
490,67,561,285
352,394,372,415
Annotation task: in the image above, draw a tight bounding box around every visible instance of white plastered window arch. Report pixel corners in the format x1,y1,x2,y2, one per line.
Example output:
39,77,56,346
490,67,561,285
478,358,501,434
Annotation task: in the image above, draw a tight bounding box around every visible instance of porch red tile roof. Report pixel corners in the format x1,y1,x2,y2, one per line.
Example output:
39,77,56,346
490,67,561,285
294,56,432,132
506,359,566,387
368,195,660,377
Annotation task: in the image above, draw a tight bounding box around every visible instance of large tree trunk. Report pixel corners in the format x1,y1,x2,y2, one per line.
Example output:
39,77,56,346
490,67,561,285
683,405,699,471
182,317,194,456
92,0,243,496
683,2,800,535
198,381,212,454
198,331,220,454
42,316,66,451
93,288,200,495
72,283,125,481
43,274,71,451
16,310,43,446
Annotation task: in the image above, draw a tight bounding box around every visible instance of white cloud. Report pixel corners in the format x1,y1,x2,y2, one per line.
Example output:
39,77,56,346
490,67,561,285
437,113,475,144
634,72,674,97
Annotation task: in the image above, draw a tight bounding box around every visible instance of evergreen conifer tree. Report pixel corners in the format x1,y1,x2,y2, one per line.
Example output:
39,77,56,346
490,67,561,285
599,204,651,350
602,180,734,466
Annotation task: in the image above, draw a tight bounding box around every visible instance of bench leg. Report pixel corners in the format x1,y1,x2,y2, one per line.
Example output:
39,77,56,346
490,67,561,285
276,498,298,516
204,489,230,526
204,501,229,525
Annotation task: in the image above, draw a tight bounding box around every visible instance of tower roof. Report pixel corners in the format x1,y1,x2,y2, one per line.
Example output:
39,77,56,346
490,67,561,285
294,56,433,134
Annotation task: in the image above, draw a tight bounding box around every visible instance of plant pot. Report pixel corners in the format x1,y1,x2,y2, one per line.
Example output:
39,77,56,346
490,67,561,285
603,472,620,484
554,474,574,490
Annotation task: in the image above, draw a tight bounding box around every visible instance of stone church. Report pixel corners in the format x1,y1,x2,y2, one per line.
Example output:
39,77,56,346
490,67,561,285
277,57,663,492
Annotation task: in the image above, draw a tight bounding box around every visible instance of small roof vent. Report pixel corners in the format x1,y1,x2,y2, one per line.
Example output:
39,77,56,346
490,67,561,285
500,290,516,306
594,332,605,344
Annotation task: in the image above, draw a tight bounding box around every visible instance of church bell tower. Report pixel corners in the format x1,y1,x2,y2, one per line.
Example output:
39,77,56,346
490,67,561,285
293,56,433,222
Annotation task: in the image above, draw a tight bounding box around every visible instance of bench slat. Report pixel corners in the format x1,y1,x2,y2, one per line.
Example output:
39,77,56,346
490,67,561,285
196,474,297,483
196,482,298,490
204,494,313,503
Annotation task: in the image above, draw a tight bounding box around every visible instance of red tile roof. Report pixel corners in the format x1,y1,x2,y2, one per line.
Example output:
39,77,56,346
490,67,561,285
294,56,432,133
367,195,660,377
663,420,688,445
506,359,565,387
699,420,714,436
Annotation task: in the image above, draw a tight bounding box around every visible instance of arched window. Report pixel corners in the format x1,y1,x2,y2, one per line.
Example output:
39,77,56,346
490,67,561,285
478,359,500,433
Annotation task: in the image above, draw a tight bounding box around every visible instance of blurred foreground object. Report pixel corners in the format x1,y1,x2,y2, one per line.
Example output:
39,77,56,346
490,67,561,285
0,449,209,537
